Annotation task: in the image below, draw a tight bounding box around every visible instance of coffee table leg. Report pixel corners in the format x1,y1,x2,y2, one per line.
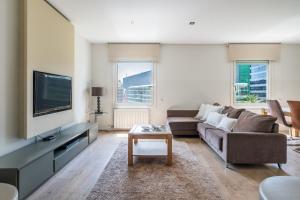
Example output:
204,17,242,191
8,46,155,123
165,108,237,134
128,135,133,166
167,135,172,165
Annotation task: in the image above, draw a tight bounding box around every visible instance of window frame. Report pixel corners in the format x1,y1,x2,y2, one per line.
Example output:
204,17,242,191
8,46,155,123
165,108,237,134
232,60,270,107
113,61,155,108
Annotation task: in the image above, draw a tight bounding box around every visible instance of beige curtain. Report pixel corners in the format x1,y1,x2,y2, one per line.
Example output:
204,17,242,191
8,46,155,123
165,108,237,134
228,43,281,61
108,43,160,62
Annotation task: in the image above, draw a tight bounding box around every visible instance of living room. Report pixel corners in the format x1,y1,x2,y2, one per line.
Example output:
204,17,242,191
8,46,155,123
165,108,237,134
0,0,300,199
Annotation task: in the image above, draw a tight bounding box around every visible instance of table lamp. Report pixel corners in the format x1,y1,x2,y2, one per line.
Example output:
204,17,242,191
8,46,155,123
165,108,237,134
92,87,104,114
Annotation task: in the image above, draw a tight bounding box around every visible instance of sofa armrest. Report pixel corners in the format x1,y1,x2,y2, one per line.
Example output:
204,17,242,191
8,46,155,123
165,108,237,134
226,132,287,164
167,110,198,117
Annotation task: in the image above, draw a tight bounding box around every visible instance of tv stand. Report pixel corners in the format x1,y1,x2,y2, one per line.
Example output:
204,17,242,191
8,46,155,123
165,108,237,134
42,135,57,141
0,122,98,200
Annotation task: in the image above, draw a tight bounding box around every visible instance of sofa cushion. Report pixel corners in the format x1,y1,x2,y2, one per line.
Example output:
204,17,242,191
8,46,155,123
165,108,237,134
167,117,201,131
205,129,227,152
197,123,216,138
195,104,210,119
233,111,277,133
222,106,245,119
195,104,223,120
205,112,224,126
202,105,223,120
216,115,238,132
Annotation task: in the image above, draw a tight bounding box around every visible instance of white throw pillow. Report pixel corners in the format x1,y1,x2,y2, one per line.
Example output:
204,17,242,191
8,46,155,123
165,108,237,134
202,105,223,120
205,112,224,126
216,116,238,132
195,104,209,119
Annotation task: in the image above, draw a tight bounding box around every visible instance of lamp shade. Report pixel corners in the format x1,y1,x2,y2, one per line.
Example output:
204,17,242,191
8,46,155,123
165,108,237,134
92,87,104,96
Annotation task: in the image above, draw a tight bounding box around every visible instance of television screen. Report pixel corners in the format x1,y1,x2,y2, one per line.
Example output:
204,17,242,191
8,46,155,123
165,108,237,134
33,71,72,117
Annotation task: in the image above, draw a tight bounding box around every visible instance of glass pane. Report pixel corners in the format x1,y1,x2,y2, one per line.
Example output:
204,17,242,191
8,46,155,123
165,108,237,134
235,62,268,104
117,62,153,104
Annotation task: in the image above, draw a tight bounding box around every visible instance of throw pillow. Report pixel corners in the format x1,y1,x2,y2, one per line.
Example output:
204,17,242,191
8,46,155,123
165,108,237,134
233,111,277,133
205,112,224,126
216,116,238,132
195,104,209,119
202,105,223,120
221,106,245,119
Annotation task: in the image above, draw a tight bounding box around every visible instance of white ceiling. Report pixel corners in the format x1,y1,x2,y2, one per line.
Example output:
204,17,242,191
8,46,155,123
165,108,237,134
48,0,300,44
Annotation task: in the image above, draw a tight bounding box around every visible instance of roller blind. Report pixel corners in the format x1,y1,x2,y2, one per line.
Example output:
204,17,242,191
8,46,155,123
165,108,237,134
228,43,281,61
108,43,160,62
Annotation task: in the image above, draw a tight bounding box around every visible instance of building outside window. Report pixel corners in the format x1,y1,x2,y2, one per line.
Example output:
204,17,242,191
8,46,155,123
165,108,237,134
116,62,153,106
234,61,269,104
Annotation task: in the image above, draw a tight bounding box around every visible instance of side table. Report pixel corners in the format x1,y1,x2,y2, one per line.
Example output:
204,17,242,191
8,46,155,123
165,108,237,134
90,112,108,131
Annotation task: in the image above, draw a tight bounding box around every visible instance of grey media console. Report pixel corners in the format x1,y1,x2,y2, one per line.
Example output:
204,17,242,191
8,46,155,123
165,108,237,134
0,122,98,200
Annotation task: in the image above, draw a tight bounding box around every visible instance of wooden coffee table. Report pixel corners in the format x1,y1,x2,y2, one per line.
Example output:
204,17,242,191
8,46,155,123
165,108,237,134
128,125,173,166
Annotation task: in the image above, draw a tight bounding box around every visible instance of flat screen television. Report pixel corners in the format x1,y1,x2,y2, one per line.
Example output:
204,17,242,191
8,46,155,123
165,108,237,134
33,71,72,117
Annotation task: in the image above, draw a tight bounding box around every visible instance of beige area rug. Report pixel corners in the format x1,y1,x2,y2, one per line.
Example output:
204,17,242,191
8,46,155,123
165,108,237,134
87,141,223,200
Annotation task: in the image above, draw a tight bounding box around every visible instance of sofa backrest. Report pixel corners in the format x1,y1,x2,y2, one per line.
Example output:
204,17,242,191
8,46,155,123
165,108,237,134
167,110,198,118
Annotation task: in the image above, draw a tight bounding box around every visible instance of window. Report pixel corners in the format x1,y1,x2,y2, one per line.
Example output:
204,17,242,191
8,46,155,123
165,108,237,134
234,61,269,104
116,62,153,106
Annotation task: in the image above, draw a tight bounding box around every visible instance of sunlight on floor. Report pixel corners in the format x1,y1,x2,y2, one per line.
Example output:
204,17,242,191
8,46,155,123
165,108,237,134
116,133,128,138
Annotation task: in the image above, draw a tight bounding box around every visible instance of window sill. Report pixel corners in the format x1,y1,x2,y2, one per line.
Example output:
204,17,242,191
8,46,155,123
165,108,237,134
233,104,267,110
114,105,152,109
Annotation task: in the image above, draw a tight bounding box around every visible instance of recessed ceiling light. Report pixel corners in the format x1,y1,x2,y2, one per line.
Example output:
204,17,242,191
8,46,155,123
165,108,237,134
189,21,196,25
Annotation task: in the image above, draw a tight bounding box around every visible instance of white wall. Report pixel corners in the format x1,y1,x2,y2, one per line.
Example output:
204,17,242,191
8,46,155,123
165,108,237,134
91,44,300,129
271,45,300,106
74,32,92,122
152,45,231,123
0,0,92,156
91,44,114,130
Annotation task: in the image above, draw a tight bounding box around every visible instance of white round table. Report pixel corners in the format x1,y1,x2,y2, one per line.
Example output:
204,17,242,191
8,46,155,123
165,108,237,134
0,183,18,200
260,176,300,200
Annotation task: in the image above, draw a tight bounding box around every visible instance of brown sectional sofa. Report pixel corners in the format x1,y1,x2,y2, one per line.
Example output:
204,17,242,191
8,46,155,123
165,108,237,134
167,107,287,166
167,110,200,136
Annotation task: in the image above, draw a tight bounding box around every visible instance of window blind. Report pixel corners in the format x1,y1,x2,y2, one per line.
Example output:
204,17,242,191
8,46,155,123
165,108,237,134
228,43,281,61
108,43,160,62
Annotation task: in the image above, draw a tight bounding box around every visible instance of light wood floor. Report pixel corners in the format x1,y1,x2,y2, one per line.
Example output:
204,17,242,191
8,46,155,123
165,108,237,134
27,131,300,200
